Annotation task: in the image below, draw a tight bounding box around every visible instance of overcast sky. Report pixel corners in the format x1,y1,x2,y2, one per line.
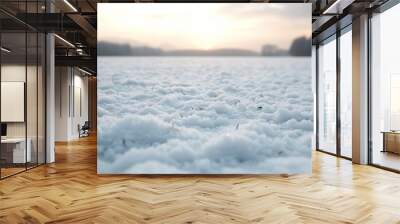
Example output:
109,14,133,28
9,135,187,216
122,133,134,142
98,3,311,51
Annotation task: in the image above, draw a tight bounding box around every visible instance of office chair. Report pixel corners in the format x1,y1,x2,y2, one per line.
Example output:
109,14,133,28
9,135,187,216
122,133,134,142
79,121,90,138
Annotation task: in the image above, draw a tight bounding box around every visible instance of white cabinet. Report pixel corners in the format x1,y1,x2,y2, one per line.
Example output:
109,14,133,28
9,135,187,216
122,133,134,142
1,138,32,163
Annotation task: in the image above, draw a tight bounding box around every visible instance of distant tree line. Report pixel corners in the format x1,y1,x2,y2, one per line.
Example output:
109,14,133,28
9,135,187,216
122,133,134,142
288,37,311,56
261,37,311,57
98,42,163,56
98,36,311,57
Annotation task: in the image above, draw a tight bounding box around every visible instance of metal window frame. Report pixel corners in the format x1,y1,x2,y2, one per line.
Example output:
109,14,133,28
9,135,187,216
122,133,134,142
314,21,353,161
315,0,400,172
367,1,400,173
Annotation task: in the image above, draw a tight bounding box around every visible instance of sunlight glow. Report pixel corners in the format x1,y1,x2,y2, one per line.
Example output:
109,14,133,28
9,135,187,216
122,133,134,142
98,3,310,51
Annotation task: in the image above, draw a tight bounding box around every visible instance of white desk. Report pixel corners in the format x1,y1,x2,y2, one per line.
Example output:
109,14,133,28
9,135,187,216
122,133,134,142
1,138,31,163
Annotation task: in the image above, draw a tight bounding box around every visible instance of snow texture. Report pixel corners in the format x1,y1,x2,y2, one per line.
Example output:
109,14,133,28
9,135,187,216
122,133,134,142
98,57,312,174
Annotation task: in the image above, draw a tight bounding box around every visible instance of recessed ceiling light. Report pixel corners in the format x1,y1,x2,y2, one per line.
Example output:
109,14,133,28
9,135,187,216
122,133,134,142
78,67,93,76
1,47,11,53
323,0,354,15
63,0,78,12
54,34,75,48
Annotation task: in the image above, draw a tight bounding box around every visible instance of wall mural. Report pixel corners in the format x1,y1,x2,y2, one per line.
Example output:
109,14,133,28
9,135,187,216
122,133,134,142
97,3,313,174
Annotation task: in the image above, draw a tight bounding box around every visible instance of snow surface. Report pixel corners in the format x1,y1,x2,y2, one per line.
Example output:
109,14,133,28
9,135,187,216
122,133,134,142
98,56,312,174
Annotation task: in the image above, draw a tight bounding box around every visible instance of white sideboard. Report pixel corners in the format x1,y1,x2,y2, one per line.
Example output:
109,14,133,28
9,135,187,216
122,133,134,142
1,138,32,163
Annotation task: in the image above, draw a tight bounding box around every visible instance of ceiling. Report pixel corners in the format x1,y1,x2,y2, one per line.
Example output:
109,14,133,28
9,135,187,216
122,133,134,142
0,0,393,74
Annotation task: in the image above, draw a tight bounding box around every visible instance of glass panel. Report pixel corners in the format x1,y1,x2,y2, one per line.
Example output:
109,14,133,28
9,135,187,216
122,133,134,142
318,37,337,154
340,29,352,158
1,31,27,177
27,30,38,169
0,1,46,179
38,33,45,165
26,0,39,169
371,4,400,171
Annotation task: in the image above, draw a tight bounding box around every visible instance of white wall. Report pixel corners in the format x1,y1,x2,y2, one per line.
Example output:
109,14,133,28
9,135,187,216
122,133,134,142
1,65,26,81
1,63,46,164
1,65,37,138
55,67,89,141
55,66,70,141
1,65,26,141
1,82,25,122
72,73,89,137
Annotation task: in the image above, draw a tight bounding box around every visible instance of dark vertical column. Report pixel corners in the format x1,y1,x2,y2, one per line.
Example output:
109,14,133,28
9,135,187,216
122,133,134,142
336,28,341,157
367,12,373,165
316,45,320,150
69,69,71,118
0,21,2,179
25,0,28,171
88,76,97,133
36,0,39,167
73,68,75,118
44,0,47,165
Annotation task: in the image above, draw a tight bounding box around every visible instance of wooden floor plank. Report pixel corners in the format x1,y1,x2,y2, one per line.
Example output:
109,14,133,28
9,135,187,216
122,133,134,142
0,135,400,223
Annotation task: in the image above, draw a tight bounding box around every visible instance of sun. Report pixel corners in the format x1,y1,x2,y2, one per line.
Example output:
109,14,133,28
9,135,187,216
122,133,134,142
189,14,229,50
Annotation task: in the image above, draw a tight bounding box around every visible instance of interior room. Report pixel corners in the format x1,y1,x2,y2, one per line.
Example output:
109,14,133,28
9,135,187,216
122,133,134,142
0,14,46,178
0,0,400,223
54,66,91,141
0,0,96,179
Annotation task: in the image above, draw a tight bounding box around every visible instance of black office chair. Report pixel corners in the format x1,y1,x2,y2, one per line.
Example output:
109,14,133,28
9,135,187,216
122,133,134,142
79,121,90,138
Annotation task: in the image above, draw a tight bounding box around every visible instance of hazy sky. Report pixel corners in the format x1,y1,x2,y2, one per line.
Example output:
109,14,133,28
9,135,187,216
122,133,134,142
98,3,311,51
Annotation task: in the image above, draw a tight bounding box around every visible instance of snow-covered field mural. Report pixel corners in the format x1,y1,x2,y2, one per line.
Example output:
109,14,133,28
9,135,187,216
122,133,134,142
97,3,312,174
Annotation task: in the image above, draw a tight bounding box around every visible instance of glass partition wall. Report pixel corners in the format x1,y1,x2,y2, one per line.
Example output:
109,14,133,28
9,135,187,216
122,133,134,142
315,1,400,171
317,35,337,155
0,4,46,179
370,3,400,171
0,31,27,177
316,26,352,159
339,27,352,159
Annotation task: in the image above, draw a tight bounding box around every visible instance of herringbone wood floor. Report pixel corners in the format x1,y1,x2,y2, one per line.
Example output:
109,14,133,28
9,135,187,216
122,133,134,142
1,135,400,224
